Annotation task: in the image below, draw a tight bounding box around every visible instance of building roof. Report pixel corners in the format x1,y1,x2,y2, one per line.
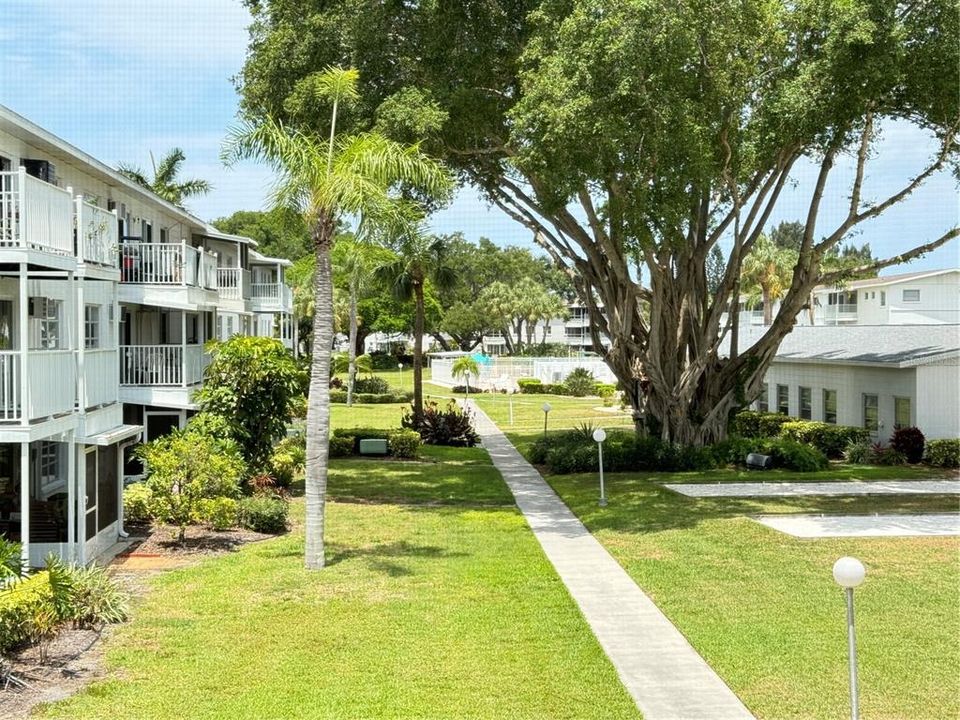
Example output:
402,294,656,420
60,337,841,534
197,226,259,247
814,268,959,292
733,324,960,368
249,249,293,267
0,104,207,232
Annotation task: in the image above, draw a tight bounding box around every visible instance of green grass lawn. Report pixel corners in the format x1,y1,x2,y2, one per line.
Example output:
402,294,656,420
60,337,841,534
41,408,639,720
464,390,633,435
501,421,960,719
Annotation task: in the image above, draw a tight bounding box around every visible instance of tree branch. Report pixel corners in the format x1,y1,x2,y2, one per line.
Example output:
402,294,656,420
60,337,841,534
819,228,960,286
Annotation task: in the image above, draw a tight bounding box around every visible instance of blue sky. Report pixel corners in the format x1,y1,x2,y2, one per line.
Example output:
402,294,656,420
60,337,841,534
2,0,957,272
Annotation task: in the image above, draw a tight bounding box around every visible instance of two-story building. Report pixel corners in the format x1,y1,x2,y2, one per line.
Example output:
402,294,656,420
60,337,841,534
0,104,296,566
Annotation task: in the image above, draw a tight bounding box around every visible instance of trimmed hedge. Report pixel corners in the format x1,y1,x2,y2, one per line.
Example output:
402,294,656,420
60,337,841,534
778,421,870,459
517,379,571,396
387,429,421,459
0,571,52,652
731,411,793,438
924,439,960,468
330,390,413,404
238,496,288,534
331,427,423,458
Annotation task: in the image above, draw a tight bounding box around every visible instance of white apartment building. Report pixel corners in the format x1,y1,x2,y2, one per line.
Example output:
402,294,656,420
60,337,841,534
0,105,295,567
481,301,610,356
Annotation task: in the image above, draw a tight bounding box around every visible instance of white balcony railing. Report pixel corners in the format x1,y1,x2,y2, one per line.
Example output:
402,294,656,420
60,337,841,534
120,243,219,289
81,348,119,408
217,268,250,300
0,169,74,255
120,344,208,387
820,304,858,324
76,198,118,267
251,282,293,309
0,351,20,421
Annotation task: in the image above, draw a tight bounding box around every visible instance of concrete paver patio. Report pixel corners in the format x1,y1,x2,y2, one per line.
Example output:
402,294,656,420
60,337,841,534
468,402,754,720
663,479,960,498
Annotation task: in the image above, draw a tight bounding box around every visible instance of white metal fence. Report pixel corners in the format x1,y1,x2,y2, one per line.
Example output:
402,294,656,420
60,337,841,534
217,268,250,300
76,198,118,266
0,169,74,255
430,356,616,389
120,344,208,386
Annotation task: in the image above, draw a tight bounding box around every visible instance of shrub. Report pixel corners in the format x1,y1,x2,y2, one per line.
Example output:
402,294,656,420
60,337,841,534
353,376,391,394
387,429,421,459
873,444,907,466
0,538,21,582
564,367,597,397
541,383,570,396
329,376,345,389
890,426,925,464
731,411,792,438
452,385,486,394
925,439,960,468
330,389,348,403
137,429,245,543
779,421,870,459
531,430,716,474
332,390,413,404
270,435,306,486
710,436,760,466
194,497,239,531
844,439,875,464
0,572,52,653
403,402,480,447
329,434,357,457
517,378,544,394
57,563,129,628
238,496,289,534
596,384,617,406
123,483,153,525
761,438,828,472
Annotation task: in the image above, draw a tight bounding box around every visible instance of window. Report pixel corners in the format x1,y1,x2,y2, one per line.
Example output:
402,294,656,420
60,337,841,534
159,227,168,243
757,383,769,412
823,389,837,424
902,289,920,302
880,291,886,306
777,384,789,415
84,305,100,349
29,298,62,349
895,397,911,429
863,292,868,301
799,387,812,419
863,394,879,433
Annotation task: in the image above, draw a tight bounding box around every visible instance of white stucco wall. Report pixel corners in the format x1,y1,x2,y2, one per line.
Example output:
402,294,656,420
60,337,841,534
915,361,960,440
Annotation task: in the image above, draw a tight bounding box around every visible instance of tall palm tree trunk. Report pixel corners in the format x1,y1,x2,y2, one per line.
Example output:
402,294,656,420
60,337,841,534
305,217,335,570
413,281,425,416
346,276,358,406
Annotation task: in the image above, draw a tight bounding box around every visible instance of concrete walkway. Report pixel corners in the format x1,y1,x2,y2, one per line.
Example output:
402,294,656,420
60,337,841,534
754,513,960,537
663,479,960,498
468,403,754,720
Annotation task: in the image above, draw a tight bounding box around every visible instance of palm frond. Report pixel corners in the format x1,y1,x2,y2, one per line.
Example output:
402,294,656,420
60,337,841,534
117,164,150,189
154,148,186,186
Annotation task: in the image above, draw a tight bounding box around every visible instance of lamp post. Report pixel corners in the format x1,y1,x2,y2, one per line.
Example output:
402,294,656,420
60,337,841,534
398,363,403,391
833,556,866,720
593,428,607,506
542,402,552,437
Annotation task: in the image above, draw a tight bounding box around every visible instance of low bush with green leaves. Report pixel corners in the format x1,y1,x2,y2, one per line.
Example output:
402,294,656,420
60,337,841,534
0,537,22,581
329,434,356,457
564,367,597,397
238,496,288,534
779,421,870,459
924,438,960,468
730,411,793,438
890,426,925,464
270,435,306,486
352,376,391,394
54,560,129,628
517,378,543,394
123,482,153,525
844,439,875,464
0,571,53,653
530,430,717,474
387,429,421,459
872,444,908,466
330,389,413,404
194,497,240,531
760,437,829,472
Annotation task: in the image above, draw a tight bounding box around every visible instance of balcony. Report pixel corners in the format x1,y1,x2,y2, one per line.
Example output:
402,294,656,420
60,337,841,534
217,268,251,301
0,350,76,423
820,303,858,325
120,243,218,289
119,345,208,387
0,169,75,256
251,282,293,309
75,198,118,267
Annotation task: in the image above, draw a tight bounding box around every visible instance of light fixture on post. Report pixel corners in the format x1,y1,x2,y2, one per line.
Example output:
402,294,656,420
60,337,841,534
833,556,866,720
541,402,552,437
398,363,403,391
593,428,607,506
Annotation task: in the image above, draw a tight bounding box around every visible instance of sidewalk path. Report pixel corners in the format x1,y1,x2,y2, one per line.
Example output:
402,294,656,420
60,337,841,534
663,479,960,498
468,403,754,720
754,513,960,537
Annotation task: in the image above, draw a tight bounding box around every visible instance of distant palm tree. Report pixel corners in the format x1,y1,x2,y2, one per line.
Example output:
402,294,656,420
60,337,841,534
222,67,452,570
452,355,480,399
741,234,798,325
377,232,458,417
118,148,211,208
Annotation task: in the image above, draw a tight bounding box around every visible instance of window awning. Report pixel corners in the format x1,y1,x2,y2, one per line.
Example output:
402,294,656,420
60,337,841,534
79,424,143,446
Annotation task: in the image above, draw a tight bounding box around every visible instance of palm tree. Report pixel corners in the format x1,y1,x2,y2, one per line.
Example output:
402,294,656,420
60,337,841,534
332,236,390,405
377,232,458,417
451,355,480,399
118,148,211,208
740,234,798,325
222,67,452,570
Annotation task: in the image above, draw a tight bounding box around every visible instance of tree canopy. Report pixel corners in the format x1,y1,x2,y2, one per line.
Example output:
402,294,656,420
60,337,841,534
238,0,959,444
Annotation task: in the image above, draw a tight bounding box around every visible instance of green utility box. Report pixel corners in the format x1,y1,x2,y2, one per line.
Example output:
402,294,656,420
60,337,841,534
359,438,389,456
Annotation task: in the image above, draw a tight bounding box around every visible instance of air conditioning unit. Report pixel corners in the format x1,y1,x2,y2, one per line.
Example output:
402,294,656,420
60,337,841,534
28,297,49,319
22,159,56,185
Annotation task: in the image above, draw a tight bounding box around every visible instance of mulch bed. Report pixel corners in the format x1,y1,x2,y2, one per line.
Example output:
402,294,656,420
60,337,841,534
1,524,275,718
